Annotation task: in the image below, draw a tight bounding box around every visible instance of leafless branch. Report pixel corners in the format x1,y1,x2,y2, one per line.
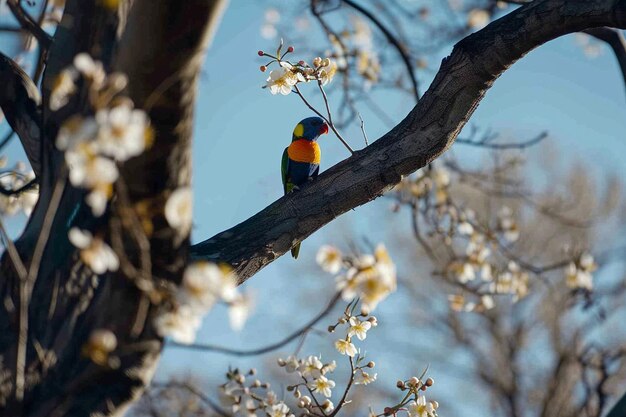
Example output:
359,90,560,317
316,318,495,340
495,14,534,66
168,292,342,355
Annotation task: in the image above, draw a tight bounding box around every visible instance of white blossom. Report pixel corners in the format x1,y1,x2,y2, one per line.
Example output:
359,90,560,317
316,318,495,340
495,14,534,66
266,67,298,95
308,375,335,398
335,338,357,357
68,227,119,274
266,402,293,417
407,393,436,417
316,245,343,274
165,187,193,236
229,293,253,331
49,68,77,110
154,305,201,344
96,104,150,161
299,355,323,378
348,316,371,341
354,370,377,385
468,9,490,29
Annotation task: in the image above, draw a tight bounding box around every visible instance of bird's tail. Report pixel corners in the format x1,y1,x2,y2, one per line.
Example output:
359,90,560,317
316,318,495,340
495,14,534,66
291,242,301,259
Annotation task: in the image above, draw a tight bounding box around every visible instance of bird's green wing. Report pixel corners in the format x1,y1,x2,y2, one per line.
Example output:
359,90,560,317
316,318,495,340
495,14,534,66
281,147,291,194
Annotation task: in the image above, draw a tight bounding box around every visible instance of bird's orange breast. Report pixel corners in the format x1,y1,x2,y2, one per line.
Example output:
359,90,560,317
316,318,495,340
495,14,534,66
288,139,321,164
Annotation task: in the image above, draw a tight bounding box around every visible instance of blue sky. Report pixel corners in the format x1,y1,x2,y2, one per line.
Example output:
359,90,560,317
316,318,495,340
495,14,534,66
1,1,625,415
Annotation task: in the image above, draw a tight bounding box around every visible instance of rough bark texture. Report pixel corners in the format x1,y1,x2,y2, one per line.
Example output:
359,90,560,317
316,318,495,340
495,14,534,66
0,1,227,416
191,0,626,283
0,0,624,416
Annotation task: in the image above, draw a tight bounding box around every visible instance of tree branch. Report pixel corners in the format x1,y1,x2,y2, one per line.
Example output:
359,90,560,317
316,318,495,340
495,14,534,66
167,292,341,356
190,0,626,284
583,27,626,100
0,52,42,177
6,0,53,49
340,0,420,101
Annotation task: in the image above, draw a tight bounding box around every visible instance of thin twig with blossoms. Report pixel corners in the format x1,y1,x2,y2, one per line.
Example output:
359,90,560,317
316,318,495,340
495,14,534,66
258,41,355,154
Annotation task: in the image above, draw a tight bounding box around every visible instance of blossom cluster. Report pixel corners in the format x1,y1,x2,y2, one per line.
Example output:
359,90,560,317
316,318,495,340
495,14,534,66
393,162,602,314
565,252,597,291
259,43,337,95
277,354,338,414
382,376,439,417
154,262,252,344
49,53,153,273
219,367,293,417
53,54,152,217
275,304,378,415
317,244,397,313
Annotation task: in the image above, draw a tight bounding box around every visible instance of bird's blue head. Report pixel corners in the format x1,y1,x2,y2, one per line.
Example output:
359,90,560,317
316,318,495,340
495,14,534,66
292,117,329,142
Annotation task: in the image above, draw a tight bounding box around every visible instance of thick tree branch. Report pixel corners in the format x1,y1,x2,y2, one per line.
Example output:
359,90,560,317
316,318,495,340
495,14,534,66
3,1,230,416
584,27,626,99
0,52,42,177
191,0,626,283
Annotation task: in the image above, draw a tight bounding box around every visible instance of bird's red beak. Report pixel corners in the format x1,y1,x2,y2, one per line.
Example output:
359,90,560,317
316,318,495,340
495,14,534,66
320,123,329,135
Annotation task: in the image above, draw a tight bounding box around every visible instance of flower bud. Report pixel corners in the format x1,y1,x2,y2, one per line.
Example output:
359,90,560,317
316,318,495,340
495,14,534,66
322,58,331,67
260,65,267,72
368,316,378,326
409,377,420,387
313,57,322,67
367,361,375,368
396,380,405,389
258,50,264,56
300,396,312,407
298,60,306,66
425,377,434,387
322,400,334,411
287,46,294,53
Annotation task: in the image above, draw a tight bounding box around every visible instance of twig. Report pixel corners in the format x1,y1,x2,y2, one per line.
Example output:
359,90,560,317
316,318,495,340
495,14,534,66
293,85,354,154
167,292,342,355
6,0,53,49
0,217,27,280
317,81,354,151
153,381,232,417
328,356,355,417
0,178,37,196
16,169,66,400
357,112,369,146
456,131,548,150
583,27,626,101
341,0,420,101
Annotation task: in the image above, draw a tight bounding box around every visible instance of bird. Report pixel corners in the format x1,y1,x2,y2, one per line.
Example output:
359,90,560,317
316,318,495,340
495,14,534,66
281,116,329,258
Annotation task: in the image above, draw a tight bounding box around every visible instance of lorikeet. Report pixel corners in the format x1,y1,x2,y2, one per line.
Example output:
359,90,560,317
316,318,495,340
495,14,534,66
281,116,329,258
